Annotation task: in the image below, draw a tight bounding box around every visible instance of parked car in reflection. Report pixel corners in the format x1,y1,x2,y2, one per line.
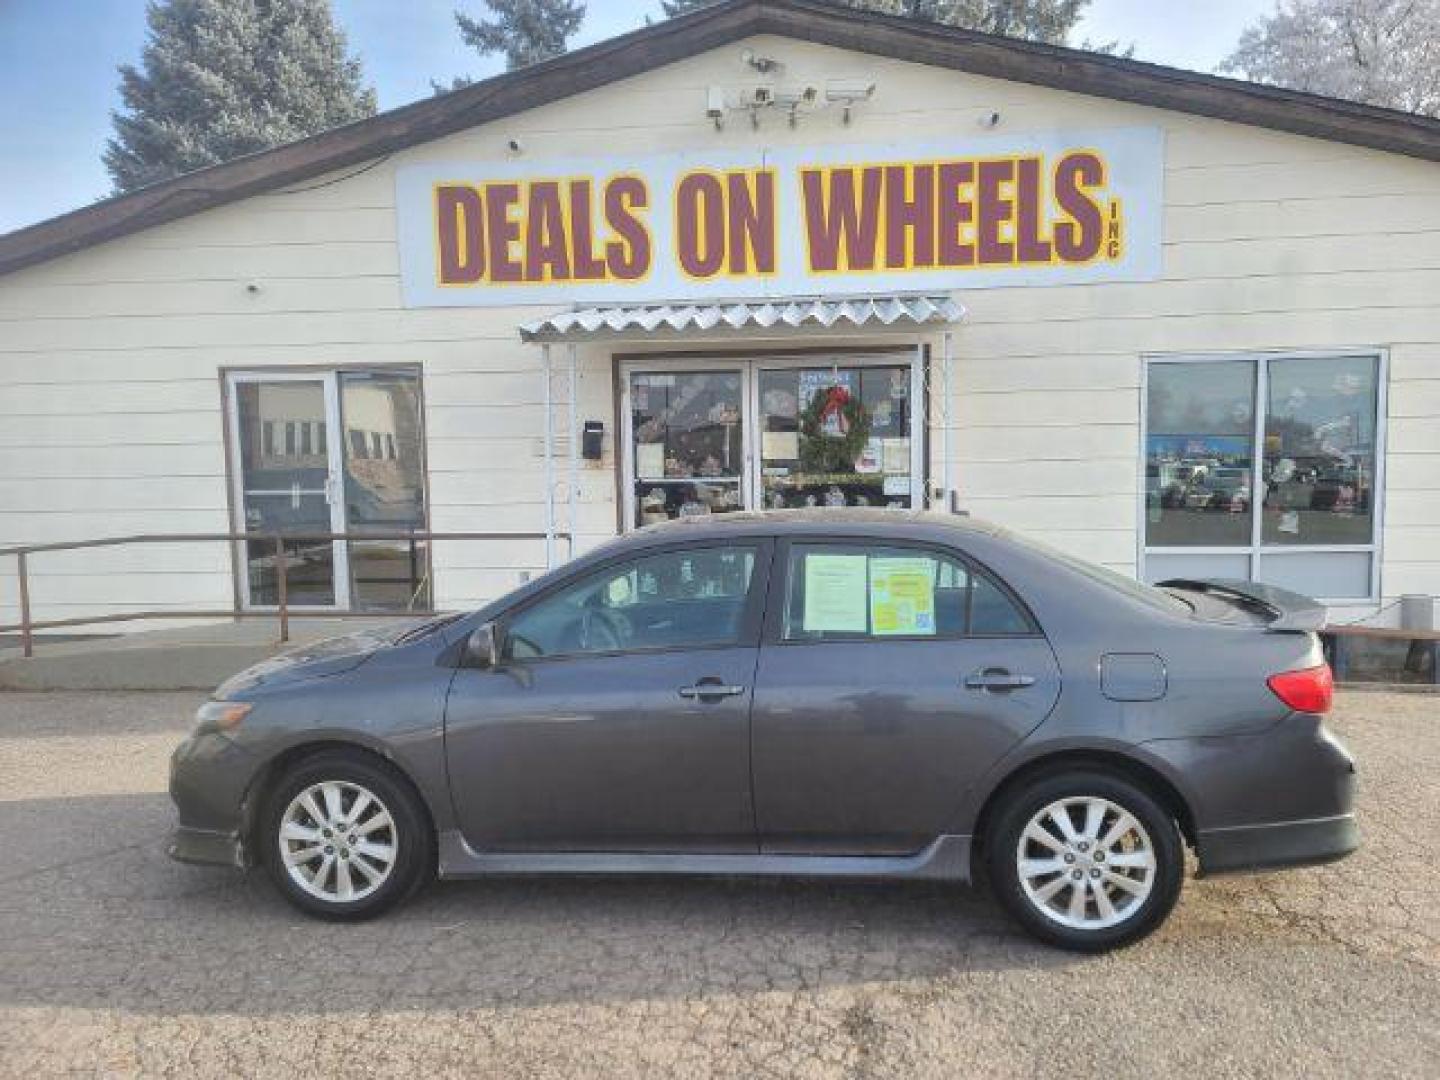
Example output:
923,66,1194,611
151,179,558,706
1203,467,1251,513
169,510,1357,951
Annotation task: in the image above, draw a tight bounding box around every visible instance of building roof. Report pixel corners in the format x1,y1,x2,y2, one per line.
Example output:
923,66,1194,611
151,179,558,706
2,0,1438,280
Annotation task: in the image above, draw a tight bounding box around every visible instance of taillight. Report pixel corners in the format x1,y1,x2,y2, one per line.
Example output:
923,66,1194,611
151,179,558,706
1267,664,1334,714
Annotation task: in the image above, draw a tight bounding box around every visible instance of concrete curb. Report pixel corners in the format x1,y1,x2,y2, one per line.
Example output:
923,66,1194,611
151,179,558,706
0,618,399,691
0,643,277,691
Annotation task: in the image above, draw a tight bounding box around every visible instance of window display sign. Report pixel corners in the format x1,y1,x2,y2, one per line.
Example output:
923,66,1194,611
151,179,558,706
870,557,937,636
396,128,1163,307
801,554,869,634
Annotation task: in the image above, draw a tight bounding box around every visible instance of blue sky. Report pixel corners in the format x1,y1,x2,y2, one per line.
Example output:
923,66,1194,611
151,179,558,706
0,0,1272,235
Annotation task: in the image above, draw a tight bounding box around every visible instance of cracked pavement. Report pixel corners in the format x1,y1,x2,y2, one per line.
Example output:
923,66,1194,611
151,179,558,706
1,690,1436,1078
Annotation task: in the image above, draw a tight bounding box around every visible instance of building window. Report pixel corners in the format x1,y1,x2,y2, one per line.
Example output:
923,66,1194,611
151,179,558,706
622,353,925,529
229,367,429,613
1142,351,1384,602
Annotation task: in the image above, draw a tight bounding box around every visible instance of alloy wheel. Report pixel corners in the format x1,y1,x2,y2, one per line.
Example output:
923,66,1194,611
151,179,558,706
1014,796,1156,930
278,780,398,903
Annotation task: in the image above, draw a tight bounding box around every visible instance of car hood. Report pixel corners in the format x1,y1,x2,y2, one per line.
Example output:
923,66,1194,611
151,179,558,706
214,621,427,697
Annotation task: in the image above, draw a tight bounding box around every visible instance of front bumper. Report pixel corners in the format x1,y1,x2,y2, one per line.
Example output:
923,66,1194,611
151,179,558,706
169,729,261,866
169,825,246,868
1197,813,1359,876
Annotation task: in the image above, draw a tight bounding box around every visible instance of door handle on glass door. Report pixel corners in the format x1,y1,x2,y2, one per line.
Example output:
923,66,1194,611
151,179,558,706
964,670,1036,691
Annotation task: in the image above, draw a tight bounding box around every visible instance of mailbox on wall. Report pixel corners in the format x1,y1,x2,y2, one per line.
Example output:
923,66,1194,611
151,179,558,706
582,421,604,461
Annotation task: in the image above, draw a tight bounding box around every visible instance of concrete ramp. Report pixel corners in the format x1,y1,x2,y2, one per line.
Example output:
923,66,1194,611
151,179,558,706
0,619,400,691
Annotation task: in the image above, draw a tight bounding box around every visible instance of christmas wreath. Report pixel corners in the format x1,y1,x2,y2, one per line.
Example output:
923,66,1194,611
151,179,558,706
799,385,871,473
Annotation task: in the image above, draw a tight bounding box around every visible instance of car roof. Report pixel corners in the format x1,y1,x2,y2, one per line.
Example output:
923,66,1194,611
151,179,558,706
627,508,1005,542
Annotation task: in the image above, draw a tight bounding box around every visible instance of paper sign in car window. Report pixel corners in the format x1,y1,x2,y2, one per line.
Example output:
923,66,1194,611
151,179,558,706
870,556,937,636
802,554,868,634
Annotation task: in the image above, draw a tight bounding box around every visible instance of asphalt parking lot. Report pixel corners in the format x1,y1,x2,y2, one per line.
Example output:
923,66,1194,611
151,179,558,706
1,691,1436,1078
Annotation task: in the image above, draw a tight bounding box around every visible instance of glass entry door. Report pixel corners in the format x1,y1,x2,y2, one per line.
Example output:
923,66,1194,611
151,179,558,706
627,370,747,526
228,370,429,611
622,355,923,529
755,362,920,511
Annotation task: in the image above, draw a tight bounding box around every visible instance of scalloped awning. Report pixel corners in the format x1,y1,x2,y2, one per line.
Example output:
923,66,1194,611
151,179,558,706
517,294,964,342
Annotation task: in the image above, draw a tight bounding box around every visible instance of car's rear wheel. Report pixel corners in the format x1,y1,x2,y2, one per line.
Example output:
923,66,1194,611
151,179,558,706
986,770,1183,951
261,750,433,920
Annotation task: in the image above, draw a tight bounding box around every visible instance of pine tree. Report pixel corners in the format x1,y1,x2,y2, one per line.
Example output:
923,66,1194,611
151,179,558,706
455,0,587,71
658,0,1089,45
104,0,376,194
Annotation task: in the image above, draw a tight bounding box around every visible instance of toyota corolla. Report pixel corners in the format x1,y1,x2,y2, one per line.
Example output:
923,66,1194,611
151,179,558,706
170,510,1357,951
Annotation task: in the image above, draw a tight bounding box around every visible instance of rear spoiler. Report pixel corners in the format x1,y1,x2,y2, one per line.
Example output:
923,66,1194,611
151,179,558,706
1157,578,1327,633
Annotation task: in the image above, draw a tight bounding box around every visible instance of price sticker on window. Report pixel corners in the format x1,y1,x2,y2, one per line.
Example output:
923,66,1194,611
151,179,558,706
869,557,936,636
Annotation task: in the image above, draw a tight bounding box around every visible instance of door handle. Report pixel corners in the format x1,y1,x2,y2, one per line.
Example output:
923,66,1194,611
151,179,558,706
678,682,746,700
964,670,1036,691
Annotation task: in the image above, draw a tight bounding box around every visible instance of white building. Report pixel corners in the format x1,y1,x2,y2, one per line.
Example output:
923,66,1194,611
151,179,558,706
2,0,1438,636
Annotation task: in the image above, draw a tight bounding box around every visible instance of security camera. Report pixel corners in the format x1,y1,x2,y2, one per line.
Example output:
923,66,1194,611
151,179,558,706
706,86,727,130
825,78,876,124
741,48,782,74
506,137,523,153
769,85,818,109
825,78,876,104
770,85,818,127
979,110,1001,129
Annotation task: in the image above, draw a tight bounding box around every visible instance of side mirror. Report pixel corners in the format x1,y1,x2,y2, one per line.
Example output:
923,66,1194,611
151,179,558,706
464,622,501,670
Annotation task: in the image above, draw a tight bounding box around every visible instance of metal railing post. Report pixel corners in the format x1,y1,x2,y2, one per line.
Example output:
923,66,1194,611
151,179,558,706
17,551,33,658
408,529,418,603
274,534,290,644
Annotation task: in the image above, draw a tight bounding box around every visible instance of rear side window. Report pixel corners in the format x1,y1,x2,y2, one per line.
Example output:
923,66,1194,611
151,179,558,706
781,545,1035,641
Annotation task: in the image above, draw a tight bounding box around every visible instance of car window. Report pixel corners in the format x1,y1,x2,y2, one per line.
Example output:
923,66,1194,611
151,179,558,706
781,544,1034,641
987,523,1191,616
969,572,1034,635
505,545,758,659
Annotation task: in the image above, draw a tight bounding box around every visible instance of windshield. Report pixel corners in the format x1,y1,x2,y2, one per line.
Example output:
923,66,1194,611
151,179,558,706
394,611,467,644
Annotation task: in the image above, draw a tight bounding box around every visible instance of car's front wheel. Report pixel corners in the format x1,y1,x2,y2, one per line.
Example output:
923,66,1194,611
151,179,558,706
261,750,433,920
986,770,1183,951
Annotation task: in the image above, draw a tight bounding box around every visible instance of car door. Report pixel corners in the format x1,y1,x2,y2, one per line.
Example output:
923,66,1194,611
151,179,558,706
750,538,1061,855
444,539,772,853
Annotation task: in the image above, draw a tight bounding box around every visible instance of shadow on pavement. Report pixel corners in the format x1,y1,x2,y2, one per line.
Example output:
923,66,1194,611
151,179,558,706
0,790,1074,1018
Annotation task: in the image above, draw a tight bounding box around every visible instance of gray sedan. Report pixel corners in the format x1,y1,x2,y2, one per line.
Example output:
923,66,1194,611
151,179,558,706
170,510,1357,950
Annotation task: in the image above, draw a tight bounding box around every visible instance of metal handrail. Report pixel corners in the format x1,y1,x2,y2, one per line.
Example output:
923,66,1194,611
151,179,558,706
1,530,571,658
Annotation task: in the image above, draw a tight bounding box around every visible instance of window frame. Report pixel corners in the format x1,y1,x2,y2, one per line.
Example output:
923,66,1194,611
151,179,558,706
762,536,1042,647
616,348,928,532
220,364,431,614
1138,348,1388,605
494,538,775,665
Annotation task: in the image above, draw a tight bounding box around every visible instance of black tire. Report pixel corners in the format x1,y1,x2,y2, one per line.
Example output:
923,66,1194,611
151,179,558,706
261,749,434,921
986,769,1184,952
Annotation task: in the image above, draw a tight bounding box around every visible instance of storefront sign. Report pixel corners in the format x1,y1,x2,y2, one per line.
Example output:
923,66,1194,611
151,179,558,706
395,127,1162,307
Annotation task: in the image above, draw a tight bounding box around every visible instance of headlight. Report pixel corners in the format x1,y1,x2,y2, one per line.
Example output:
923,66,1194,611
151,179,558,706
193,700,252,735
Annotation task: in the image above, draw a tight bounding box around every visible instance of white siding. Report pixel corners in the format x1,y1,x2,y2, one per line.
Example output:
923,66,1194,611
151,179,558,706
2,34,1439,629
